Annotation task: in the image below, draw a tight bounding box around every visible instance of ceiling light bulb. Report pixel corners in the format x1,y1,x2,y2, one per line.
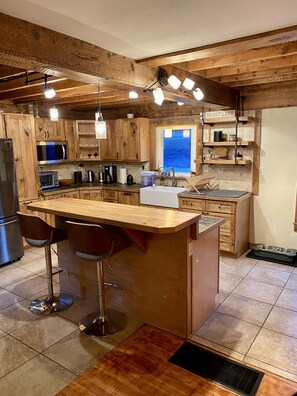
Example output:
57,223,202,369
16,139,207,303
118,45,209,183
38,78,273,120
193,87,204,100
95,112,107,139
177,102,184,106
129,90,138,99
44,86,56,99
153,88,164,106
49,106,59,121
182,78,195,91
168,75,181,89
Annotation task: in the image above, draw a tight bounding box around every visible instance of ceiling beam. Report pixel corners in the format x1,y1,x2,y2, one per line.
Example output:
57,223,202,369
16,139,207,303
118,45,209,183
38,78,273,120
139,26,297,67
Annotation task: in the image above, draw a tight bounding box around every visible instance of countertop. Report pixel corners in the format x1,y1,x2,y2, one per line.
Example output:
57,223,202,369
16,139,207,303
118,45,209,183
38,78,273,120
28,198,201,234
41,182,141,195
179,189,252,202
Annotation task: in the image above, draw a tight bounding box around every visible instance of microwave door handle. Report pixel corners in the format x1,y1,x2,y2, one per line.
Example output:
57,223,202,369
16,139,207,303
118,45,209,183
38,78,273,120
62,144,66,160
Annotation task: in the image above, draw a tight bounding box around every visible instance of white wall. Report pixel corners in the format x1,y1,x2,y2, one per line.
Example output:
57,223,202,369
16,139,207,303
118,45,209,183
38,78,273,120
250,107,297,249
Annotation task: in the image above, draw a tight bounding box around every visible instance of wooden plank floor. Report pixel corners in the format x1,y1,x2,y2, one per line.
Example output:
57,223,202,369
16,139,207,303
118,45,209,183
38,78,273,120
58,324,297,396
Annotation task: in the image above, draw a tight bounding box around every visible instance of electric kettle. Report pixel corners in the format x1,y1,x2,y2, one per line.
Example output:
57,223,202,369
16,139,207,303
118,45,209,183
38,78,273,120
87,170,95,183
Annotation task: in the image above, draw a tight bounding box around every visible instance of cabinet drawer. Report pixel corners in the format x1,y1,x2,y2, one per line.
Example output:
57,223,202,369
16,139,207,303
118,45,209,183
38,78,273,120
103,190,119,202
205,200,235,214
179,198,206,211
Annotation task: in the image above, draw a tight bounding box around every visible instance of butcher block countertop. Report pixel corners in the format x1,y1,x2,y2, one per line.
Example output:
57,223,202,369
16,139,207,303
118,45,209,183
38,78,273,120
28,198,201,234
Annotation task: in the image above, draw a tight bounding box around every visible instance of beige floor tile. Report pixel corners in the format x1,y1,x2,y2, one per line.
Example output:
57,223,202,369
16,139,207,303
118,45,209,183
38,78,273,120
247,328,297,376
233,278,282,304
220,259,254,277
12,315,77,352
0,288,23,311
5,274,51,298
244,356,297,383
219,272,243,293
57,296,99,323
0,266,32,288
16,256,46,276
44,328,117,375
220,255,258,267
276,288,297,312
0,354,76,396
0,330,6,339
190,334,245,361
263,306,297,338
0,300,38,333
214,290,229,309
256,259,294,273
195,311,260,354
12,250,41,266
217,294,272,326
246,266,290,287
0,335,37,379
285,273,297,291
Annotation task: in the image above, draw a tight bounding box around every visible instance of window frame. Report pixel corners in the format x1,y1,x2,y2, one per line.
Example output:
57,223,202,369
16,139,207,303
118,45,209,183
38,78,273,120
156,125,197,176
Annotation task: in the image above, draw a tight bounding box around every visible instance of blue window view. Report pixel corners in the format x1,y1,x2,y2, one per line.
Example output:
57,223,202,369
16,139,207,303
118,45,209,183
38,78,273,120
163,129,191,173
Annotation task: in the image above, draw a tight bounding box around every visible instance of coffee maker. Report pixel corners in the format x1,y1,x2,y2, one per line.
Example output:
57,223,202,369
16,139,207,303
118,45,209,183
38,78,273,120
104,165,112,184
111,163,117,183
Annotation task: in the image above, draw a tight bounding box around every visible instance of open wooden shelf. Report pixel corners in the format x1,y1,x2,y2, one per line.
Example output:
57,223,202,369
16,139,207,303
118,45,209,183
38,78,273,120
78,144,99,149
203,141,252,147
203,116,254,125
203,159,252,165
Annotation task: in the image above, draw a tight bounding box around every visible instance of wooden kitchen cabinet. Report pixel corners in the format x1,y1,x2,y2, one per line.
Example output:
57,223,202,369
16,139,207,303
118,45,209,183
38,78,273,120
100,118,149,162
179,195,250,257
103,189,119,203
76,120,100,161
0,113,5,138
59,119,77,161
42,189,79,225
118,191,139,206
35,117,65,140
4,113,39,201
79,188,103,201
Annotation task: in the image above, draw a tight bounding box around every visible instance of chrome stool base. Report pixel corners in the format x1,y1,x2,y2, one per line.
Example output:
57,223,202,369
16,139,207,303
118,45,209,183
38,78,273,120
79,309,126,337
29,294,73,315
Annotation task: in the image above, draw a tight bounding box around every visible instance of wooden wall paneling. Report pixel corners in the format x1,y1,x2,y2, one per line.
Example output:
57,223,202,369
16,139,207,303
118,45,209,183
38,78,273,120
0,113,5,138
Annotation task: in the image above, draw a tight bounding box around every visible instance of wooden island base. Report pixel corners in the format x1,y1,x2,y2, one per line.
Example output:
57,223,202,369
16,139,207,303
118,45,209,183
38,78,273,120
28,198,222,338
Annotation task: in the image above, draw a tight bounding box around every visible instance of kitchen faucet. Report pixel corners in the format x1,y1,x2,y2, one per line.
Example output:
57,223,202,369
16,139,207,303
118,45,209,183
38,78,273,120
166,167,177,187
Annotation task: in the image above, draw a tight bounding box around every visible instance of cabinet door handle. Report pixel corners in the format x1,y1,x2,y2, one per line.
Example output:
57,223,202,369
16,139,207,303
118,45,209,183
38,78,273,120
123,192,131,196
47,131,50,139
44,131,47,139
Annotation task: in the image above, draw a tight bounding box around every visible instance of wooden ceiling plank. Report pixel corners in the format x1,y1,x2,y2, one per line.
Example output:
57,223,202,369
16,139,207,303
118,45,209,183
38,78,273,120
203,54,297,78
0,64,26,79
185,42,297,71
0,74,65,93
229,72,297,87
139,26,297,67
212,66,297,83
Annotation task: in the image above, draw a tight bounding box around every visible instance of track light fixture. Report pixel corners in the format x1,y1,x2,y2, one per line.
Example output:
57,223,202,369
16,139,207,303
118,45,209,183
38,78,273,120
44,75,56,99
95,83,107,139
129,90,138,99
143,67,204,106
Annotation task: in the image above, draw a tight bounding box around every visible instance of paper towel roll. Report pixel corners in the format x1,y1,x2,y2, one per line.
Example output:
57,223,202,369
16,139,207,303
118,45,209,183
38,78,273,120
119,168,127,184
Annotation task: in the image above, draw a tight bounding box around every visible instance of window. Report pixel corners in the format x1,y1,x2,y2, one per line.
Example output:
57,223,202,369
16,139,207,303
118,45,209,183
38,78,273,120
156,125,196,175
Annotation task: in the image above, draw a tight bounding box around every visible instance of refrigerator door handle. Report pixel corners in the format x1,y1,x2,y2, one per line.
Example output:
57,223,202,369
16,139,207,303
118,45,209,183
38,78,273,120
0,219,18,227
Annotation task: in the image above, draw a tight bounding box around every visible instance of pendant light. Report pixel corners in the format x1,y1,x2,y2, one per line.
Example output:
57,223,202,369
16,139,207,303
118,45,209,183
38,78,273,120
44,75,56,99
95,83,107,139
50,106,59,121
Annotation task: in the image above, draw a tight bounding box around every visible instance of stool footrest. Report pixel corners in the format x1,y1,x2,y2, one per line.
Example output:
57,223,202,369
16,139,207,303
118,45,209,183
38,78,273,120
52,267,70,277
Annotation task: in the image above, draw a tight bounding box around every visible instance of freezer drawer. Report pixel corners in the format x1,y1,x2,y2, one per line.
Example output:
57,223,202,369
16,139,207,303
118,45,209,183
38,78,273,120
0,217,24,266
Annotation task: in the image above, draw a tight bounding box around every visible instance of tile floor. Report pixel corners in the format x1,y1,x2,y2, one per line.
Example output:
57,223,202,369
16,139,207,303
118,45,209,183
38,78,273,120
192,254,297,383
0,247,142,396
1,248,297,395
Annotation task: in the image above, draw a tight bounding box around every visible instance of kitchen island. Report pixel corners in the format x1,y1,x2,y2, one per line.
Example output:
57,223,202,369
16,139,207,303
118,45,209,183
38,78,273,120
28,198,223,338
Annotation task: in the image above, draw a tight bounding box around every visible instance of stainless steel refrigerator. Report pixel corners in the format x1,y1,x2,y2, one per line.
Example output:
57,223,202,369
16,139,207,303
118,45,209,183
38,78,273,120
0,138,24,266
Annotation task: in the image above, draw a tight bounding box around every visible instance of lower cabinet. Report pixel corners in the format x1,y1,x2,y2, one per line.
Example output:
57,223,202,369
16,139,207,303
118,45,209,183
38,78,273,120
103,189,119,203
118,191,140,206
43,190,80,226
179,195,250,257
79,189,103,201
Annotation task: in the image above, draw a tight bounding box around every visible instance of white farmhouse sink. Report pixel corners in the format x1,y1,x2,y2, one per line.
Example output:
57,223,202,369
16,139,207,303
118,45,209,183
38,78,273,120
140,186,186,208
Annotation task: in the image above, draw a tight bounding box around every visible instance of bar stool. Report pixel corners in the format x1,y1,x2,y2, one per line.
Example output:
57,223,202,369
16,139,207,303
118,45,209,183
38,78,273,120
17,212,73,315
65,220,130,337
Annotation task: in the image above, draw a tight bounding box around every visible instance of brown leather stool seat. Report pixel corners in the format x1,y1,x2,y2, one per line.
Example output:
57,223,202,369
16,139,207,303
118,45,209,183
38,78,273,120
65,220,132,337
17,212,73,315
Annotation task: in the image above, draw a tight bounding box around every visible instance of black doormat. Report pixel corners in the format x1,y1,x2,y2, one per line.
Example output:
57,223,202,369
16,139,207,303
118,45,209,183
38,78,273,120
246,250,297,266
169,342,264,396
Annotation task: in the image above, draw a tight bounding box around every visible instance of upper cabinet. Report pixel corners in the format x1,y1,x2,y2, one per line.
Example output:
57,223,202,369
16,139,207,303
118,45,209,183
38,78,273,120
0,113,5,138
35,117,66,141
76,120,100,161
4,113,39,201
100,117,150,162
59,119,77,161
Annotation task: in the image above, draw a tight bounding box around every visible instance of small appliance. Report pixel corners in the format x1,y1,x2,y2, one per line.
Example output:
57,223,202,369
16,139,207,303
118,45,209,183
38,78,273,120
98,172,104,183
74,171,83,184
214,131,223,142
104,165,112,184
127,174,134,185
87,170,95,183
36,141,68,164
111,163,117,183
39,171,59,190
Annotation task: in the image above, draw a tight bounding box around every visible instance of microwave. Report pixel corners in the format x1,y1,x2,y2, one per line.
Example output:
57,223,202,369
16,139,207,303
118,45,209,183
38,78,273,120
36,141,68,165
39,171,59,190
